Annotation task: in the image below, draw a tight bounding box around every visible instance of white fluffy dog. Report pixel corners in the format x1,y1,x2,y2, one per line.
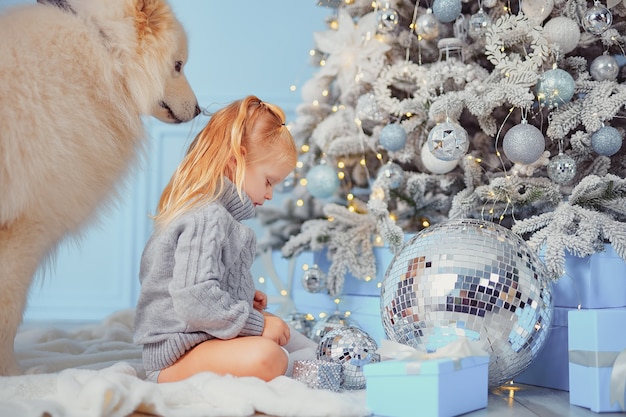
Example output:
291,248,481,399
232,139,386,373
0,0,200,375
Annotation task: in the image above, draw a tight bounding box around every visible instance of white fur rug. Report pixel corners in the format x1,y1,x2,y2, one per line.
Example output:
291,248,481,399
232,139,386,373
1,310,369,417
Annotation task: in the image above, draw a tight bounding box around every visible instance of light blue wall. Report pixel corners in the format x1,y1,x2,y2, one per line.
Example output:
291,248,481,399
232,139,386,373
1,0,330,322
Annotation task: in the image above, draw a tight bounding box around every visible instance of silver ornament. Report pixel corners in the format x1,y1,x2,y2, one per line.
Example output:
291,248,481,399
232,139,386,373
432,0,462,23
582,3,613,35
317,326,380,390
377,7,400,34
380,219,554,387
310,312,358,343
301,264,328,293
416,9,440,40
468,8,492,40
591,126,623,156
427,120,469,161
356,93,387,127
284,311,317,338
547,153,576,185
503,122,546,165
536,68,576,108
590,54,620,82
376,161,404,189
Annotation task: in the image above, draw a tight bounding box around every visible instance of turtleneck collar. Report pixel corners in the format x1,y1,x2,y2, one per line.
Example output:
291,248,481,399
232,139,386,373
219,178,256,222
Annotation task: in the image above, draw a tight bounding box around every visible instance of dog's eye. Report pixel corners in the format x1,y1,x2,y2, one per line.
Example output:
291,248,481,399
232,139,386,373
174,60,183,73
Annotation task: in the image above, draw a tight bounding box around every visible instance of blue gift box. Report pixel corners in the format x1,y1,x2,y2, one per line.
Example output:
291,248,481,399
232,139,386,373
363,356,489,417
568,308,626,413
515,306,572,391
552,245,626,308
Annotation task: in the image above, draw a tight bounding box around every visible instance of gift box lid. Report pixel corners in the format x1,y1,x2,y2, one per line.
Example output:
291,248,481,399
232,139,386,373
363,356,489,377
568,307,626,351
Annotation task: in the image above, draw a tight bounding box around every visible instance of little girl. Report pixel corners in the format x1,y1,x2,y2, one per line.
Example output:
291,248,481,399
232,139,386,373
134,96,307,383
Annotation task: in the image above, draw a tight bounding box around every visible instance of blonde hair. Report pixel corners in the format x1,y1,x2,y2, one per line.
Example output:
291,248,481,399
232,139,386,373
153,95,296,228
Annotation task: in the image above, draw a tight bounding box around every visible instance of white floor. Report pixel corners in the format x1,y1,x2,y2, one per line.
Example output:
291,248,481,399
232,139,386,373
461,383,624,417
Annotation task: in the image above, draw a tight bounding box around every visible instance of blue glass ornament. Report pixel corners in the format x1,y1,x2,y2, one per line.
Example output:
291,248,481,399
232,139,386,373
536,68,576,108
591,126,622,156
306,164,340,199
468,8,492,40
503,122,545,165
432,0,462,23
376,161,404,189
379,123,407,152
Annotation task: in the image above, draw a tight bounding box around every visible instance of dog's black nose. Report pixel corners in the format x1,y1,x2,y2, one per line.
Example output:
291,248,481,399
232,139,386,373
194,105,201,117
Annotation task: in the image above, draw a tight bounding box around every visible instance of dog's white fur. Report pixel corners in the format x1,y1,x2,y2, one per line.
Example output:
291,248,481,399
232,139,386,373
0,0,199,375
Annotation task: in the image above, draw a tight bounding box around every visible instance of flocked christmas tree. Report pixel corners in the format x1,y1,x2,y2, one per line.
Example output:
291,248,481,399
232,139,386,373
257,0,626,296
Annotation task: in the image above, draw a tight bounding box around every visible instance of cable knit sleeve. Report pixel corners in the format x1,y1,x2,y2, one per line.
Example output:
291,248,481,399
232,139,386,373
167,208,265,339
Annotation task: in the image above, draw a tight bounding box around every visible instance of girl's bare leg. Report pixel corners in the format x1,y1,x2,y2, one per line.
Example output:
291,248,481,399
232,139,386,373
158,336,288,383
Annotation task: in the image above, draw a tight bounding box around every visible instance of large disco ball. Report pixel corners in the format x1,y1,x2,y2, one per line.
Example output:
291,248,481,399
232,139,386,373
380,218,553,387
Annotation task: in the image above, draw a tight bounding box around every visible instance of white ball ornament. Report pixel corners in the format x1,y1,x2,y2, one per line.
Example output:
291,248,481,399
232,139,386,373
521,0,554,21
591,126,623,156
379,123,407,151
503,122,546,165
306,164,340,199
543,17,581,54
427,121,469,161
590,54,620,82
536,68,576,108
420,142,459,174
432,0,462,23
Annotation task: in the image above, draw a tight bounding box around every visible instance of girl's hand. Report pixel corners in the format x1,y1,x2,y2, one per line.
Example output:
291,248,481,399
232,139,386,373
253,290,268,311
261,311,290,346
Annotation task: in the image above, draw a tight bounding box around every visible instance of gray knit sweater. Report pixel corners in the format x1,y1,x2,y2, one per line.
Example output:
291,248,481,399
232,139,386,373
133,181,265,373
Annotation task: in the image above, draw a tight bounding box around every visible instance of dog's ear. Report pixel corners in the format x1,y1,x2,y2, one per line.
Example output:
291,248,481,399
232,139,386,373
37,0,76,14
134,0,171,39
